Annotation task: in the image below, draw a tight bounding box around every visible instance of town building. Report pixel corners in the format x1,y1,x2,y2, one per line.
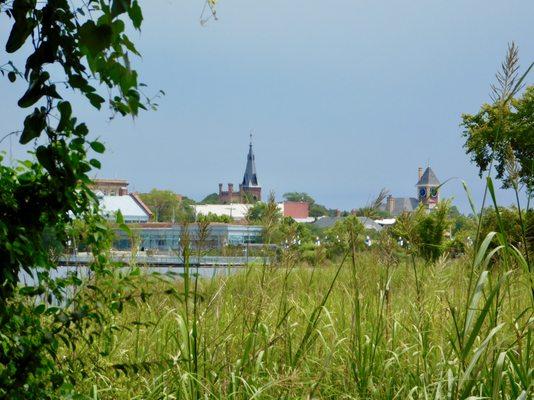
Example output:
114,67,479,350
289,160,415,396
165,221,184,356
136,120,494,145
194,204,253,221
280,201,309,219
381,166,441,216
91,179,153,223
219,136,262,203
90,178,129,196
113,223,263,252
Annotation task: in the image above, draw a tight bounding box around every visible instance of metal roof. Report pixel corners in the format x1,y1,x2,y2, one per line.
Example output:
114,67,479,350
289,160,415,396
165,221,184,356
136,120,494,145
100,195,150,222
416,167,440,187
194,204,253,220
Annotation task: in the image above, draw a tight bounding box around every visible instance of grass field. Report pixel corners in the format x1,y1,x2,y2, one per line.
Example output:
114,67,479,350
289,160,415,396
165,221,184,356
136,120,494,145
66,248,532,399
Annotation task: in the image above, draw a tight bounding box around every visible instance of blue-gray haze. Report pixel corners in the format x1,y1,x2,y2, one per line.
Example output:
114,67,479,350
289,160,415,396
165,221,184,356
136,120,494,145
1,0,533,212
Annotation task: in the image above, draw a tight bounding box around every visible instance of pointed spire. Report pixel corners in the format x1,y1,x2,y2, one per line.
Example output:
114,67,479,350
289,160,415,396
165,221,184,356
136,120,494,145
242,132,259,187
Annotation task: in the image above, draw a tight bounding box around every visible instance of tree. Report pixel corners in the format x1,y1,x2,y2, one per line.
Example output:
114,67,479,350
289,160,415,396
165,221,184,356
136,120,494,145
461,43,534,193
283,191,333,218
392,201,452,262
325,215,364,258
283,192,315,204
246,202,268,223
139,189,181,222
0,1,149,396
200,192,220,204
197,212,233,223
139,190,195,222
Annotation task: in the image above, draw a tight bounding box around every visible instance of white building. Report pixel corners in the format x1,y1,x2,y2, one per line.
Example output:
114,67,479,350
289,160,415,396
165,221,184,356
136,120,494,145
97,192,152,223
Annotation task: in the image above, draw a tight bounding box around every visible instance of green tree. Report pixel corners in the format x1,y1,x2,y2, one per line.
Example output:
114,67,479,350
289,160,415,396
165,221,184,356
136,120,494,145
246,201,268,223
479,206,532,252
283,191,333,218
283,192,315,203
197,212,233,223
461,44,533,193
139,189,194,222
392,201,452,262
0,1,149,396
326,215,364,257
200,192,220,204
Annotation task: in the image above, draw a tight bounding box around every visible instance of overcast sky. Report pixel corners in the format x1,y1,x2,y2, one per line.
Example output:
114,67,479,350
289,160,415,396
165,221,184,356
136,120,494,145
1,0,533,212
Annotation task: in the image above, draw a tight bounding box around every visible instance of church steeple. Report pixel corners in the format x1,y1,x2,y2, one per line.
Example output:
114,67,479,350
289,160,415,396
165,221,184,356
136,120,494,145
242,133,259,187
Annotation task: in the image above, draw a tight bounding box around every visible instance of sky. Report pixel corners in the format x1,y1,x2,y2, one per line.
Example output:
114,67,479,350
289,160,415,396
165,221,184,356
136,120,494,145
1,0,533,212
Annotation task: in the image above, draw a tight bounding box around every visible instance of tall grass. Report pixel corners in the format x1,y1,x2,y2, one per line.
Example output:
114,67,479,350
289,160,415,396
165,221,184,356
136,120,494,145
62,236,532,399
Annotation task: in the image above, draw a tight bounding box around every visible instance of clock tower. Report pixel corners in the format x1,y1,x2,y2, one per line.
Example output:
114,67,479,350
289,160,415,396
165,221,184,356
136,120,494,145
416,166,440,209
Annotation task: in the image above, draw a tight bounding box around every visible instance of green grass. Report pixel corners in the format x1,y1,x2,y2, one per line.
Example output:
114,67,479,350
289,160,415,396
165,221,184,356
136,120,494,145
65,249,532,399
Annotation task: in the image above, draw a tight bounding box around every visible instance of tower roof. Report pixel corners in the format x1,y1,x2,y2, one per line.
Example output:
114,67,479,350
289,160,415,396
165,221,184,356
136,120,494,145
416,166,440,187
242,135,259,187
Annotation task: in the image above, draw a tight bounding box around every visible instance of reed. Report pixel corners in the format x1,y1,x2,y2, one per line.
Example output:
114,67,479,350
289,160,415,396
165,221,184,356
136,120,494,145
62,236,531,399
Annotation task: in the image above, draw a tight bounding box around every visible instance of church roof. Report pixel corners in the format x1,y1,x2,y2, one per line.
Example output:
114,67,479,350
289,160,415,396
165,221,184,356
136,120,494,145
242,139,259,187
379,197,420,216
416,167,440,187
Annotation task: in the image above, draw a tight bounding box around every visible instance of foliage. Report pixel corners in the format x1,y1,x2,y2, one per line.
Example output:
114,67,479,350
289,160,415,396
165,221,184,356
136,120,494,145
392,200,452,261
352,188,390,219
199,192,220,204
0,0,149,397
283,192,315,204
283,191,335,218
54,245,532,399
246,201,268,222
245,195,282,226
196,212,233,223
480,206,533,252
272,216,313,245
260,193,283,244
139,189,194,222
461,43,533,192
325,214,364,257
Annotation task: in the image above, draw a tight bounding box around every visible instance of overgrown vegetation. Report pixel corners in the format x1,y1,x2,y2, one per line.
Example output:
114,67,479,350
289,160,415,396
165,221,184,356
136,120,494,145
0,1,151,397
59,248,533,399
0,3,532,398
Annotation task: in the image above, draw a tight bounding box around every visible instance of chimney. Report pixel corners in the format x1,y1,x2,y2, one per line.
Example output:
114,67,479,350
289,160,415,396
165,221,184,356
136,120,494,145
418,167,423,180
218,183,223,194
387,195,395,214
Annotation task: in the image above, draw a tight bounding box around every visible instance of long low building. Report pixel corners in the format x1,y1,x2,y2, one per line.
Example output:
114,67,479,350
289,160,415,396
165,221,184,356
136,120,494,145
194,204,252,220
113,223,263,252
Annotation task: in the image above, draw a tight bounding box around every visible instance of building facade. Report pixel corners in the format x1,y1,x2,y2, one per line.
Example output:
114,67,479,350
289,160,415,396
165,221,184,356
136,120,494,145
113,223,263,251
280,201,310,219
90,179,129,196
91,178,153,223
381,166,441,216
219,137,262,203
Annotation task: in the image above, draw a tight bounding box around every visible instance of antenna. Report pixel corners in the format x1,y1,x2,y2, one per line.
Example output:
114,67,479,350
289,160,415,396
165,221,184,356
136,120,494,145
249,128,254,146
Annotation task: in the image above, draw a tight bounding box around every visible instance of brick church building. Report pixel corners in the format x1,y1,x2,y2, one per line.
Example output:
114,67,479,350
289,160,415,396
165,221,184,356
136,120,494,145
218,137,262,204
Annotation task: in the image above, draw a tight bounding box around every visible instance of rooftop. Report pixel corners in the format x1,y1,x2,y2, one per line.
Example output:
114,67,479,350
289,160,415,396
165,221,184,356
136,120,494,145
416,167,440,187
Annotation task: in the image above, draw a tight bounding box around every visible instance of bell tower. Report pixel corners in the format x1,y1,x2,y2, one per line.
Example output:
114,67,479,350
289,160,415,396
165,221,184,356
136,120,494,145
416,166,440,209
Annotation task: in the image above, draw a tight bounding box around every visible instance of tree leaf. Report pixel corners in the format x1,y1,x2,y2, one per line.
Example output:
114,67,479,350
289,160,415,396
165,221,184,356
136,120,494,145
6,18,37,53
86,92,105,109
128,1,143,29
89,159,101,169
79,21,113,56
90,141,105,154
20,108,47,144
